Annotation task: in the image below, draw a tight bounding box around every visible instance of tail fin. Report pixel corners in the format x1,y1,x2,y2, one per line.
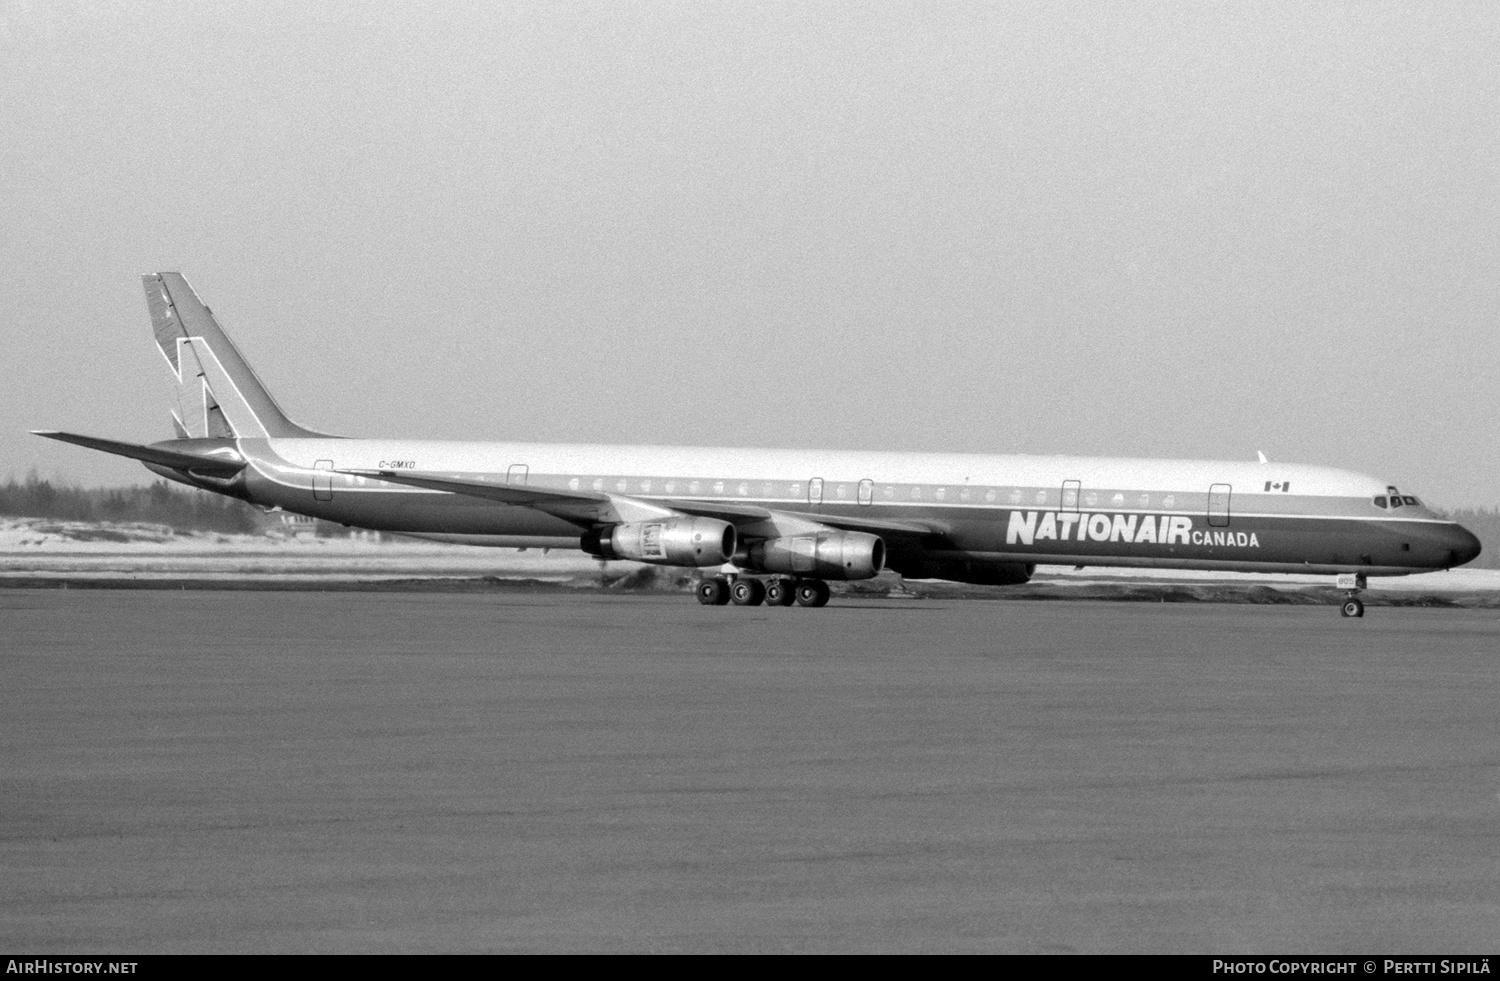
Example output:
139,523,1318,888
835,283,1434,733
144,272,332,439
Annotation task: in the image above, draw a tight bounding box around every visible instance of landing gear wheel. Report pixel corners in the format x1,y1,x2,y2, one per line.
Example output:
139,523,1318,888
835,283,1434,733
794,579,831,608
731,578,766,606
765,578,797,607
696,577,731,606
1340,598,1365,618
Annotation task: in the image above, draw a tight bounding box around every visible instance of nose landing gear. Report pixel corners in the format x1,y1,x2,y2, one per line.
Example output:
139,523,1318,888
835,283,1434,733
1336,573,1367,618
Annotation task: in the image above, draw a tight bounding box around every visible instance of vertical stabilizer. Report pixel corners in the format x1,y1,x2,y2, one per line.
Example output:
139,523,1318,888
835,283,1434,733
144,273,331,439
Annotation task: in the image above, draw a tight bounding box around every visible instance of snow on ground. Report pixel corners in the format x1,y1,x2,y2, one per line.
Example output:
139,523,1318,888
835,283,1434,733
0,519,614,580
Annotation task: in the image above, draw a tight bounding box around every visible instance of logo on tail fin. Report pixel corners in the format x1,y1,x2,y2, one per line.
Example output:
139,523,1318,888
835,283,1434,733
143,273,332,440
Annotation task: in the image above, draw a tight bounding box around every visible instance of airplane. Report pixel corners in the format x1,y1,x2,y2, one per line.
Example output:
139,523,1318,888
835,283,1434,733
34,273,1482,617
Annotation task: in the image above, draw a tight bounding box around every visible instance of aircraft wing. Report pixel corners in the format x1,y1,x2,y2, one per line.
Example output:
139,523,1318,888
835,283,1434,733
32,431,246,475
339,469,679,525
346,468,948,544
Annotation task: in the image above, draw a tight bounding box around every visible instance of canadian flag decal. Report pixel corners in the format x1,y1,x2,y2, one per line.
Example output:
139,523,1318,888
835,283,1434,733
1264,481,1291,493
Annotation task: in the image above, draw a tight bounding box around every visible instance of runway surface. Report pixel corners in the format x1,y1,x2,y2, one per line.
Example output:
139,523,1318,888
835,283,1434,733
2,591,1497,953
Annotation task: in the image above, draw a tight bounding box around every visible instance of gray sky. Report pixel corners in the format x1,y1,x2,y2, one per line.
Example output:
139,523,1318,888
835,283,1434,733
3,1,1497,505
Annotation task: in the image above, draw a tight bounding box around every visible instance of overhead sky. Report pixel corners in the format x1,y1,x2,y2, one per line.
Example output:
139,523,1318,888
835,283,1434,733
2,1,1496,505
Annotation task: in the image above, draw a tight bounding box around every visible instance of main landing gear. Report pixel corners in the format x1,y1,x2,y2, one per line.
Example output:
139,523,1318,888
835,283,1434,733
1337,573,1367,618
696,576,831,608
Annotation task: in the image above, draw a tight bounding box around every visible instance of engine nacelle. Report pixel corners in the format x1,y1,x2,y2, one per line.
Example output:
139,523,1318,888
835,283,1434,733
580,517,736,568
887,557,1035,586
742,531,886,581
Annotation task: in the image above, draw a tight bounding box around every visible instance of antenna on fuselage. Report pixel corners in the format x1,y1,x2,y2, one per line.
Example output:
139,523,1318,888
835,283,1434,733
1257,451,1269,464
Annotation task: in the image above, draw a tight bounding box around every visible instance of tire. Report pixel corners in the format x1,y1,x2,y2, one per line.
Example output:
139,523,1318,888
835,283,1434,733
794,579,831,608
765,578,796,606
1341,598,1364,618
696,577,731,606
730,578,766,606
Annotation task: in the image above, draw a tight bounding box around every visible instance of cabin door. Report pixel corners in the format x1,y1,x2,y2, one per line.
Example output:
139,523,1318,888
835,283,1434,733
313,460,334,502
1208,483,1232,527
1061,479,1081,512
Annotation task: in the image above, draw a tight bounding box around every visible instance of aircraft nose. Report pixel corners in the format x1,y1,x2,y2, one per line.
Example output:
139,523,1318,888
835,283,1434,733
1443,523,1483,568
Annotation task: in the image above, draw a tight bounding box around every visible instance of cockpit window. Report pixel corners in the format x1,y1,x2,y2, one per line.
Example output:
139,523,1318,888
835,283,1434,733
1373,491,1424,511
1374,495,1428,510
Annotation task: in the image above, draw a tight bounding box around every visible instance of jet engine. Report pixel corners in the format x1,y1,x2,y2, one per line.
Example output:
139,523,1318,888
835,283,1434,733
743,531,886,581
580,517,736,567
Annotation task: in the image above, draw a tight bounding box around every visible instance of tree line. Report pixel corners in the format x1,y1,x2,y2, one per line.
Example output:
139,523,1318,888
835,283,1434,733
0,473,266,534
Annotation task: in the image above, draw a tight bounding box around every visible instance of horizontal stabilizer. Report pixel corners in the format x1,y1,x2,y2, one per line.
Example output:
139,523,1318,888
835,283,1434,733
31,431,246,475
